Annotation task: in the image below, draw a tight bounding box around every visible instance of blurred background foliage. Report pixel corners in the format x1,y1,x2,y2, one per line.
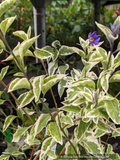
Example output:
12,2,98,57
0,0,120,48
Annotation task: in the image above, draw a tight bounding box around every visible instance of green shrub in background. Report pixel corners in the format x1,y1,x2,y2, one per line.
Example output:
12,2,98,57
0,0,120,160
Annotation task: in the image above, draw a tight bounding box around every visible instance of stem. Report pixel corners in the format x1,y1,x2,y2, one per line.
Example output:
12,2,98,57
30,145,35,160
107,43,114,69
0,31,32,89
38,58,80,159
33,150,41,160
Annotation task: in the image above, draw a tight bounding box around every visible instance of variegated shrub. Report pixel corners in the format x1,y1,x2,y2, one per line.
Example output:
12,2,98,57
0,0,120,160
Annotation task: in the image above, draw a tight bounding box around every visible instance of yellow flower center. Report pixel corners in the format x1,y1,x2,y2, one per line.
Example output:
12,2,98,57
90,37,94,42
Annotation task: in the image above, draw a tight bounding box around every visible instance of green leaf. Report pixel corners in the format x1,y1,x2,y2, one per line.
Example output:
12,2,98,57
30,114,51,138
0,0,16,18
60,105,81,113
49,122,62,144
18,90,34,108
0,39,6,50
13,31,28,40
109,71,120,83
105,98,120,124
40,137,56,159
12,126,30,142
33,75,45,102
0,16,16,35
8,78,30,92
19,36,39,62
59,45,75,56
75,120,91,141
0,99,6,105
42,74,66,95
0,66,9,80
34,48,52,59
48,60,58,75
3,115,17,132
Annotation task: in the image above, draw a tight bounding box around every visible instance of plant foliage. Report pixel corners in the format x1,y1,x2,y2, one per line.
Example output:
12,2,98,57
0,0,120,159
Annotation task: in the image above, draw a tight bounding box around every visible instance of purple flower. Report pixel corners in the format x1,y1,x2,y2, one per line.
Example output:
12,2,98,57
88,31,101,45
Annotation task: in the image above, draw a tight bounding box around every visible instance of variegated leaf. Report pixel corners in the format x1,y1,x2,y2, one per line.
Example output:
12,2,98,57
94,129,106,137
3,115,17,132
8,78,30,92
66,78,95,90
58,64,69,74
65,140,79,156
52,40,61,48
114,51,120,69
71,47,86,58
49,122,62,145
30,114,51,138
27,26,31,39
42,74,66,95
34,48,52,59
105,98,120,124
0,16,16,36
89,51,103,62
13,31,28,40
58,79,67,98
96,22,118,46
101,74,110,93
75,120,91,141
81,134,102,155
18,90,34,108
59,45,75,56
48,60,58,75
109,71,120,83
24,134,40,146
19,36,39,62
0,66,9,80
60,105,81,113
11,151,24,156
60,115,73,126
33,75,45,102
12,126,31,142
0,155,10,160
79,91,93,102
0,0,16,18
14,72,24,77
47,150,56,159
40,137,56,159
0,39,6,50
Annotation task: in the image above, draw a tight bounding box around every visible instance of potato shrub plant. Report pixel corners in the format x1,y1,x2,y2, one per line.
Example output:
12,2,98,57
0,0,120,160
